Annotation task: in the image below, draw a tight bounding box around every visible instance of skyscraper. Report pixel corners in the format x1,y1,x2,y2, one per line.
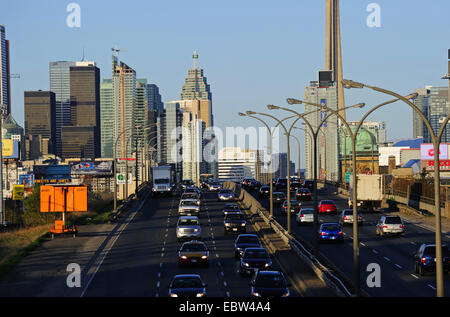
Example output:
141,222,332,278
412,88,429,139
61,63,101,159
0,25,9,113
304,75,340,182
112,56,136,159
325,0,345,120
100,79,114,158
24,91,56,159
147,83,164,114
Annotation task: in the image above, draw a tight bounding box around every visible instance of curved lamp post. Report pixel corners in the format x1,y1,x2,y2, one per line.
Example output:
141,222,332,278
343,78,449,297
287,95,415,296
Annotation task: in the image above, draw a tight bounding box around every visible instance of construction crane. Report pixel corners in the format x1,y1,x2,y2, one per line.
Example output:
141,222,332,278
111,44,127,59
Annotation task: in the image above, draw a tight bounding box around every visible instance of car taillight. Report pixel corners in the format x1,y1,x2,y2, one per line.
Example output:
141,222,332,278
421,257,427,264
300,214,304,218
307,193,311,195
382,225,388,229
321,232,327,236
399,225,404,229
338,232,343,235
358,216,362,220
343,216,348,220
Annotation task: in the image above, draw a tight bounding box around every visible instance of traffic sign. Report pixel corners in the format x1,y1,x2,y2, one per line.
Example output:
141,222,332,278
345,172,352,183
117,173,132,184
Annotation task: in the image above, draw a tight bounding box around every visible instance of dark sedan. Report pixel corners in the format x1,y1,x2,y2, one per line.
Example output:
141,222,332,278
240,247,272,276
234,234,262,258
168,274,207,298
224,212,247,234
258,186,271,199
249,270,291,297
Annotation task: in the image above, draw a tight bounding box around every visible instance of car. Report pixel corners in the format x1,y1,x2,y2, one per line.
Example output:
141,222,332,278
290,181,302,191
184,187,201,199
249,180,262,191
376,215,405,237
413,244,450,276
273,192,286,205
302,180,315,192
258,186,270,199
242,178,257,190
318,200,337,214
224,212,247,234
249,270,291,297
296,208,314,225
295,188,312,201
222,203,241,216
180,193,201,205
168,274,207,297
176,216,201,241
317,223,344,243
234,234,262,258
275,178,287,191
181,179,194,190
207,181,221,191
178,199,200,216
218,189,235,201
178,240,209,267
339,209,363,226
281,200,301,215
240,247,272,276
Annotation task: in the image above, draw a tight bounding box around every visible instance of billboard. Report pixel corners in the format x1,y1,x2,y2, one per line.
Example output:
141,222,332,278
40,185,88,213
70,161,113,176
33,165,72,184
420,144,448,160
19,174,34,190
12,185,24,200
320,99,327,127
422,159,450,171
2,139,19,159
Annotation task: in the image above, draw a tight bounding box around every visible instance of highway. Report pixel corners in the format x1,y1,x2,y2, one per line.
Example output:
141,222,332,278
81,190,300,297
250,185,450,297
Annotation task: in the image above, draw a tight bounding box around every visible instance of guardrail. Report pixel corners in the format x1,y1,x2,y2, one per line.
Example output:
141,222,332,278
108,183,150,223
223,181,357,297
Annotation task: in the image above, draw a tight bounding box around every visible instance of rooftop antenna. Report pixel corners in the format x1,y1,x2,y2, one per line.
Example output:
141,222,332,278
81,46,86,61
193,50,198,69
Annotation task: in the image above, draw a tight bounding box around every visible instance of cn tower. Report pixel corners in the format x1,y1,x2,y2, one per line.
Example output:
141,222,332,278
325,0,345,120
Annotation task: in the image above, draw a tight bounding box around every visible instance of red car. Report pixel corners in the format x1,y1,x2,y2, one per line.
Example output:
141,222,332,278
318,200,337,214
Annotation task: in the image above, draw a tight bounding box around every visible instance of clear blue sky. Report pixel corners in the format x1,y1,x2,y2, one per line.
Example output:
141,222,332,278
2,0,450,168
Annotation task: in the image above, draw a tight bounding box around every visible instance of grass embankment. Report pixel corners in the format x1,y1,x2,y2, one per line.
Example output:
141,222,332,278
0,191,116,279
0,225,51,278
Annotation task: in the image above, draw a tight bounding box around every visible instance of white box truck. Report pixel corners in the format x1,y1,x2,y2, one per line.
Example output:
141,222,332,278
152,166,173,196
348,174,383,211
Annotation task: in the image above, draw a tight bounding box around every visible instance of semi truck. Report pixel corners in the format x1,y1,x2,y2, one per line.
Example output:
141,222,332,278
152,166,173,196
348,174,383,211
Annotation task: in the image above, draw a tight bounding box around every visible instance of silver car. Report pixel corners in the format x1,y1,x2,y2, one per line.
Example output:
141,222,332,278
176,216,201,241
376,215,405,237
296,208,314,225
178,199,201,216
339,209,363,226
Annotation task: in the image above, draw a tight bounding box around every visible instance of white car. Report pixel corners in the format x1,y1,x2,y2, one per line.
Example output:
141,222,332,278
176,216,201,241
178,199,200,216
376,215,405,237
208,182,222,191
296,208,314,225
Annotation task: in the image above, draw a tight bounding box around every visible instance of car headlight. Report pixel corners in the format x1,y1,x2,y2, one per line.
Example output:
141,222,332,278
181,256,187,259
201,255,208,259
252,292,261,297
241,223,246,226
242,262,250,267
194,229,199,232
282,290,290,297
196,293,205,297
265,261,272,267
225,223,231,227
170,293,178,297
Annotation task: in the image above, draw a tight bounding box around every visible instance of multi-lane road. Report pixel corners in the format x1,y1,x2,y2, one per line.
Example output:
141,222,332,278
80,190,301,297
251,185,450,297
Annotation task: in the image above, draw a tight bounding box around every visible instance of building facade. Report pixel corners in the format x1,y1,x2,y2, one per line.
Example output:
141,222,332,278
24,91,56,159
218,147,257,182
100,79,114,158
0,25,10,114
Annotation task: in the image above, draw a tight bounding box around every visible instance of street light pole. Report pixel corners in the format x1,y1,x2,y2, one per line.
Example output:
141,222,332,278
343,78,446,297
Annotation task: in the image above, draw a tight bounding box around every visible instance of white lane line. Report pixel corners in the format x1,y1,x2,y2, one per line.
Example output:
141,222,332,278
161,247,165,252
157,281,160,288
372,249,379,254
226,291,231,297
161,253,164,258
220,271,224,277
157,272,161,278
383,256,391,262
155,293,159,297
223,281,227,287
410,242,417,246
410,274,419,279
360,242,366,247
160,263,163,268
216,254,219,258
395,264,403,269
428,284,437,291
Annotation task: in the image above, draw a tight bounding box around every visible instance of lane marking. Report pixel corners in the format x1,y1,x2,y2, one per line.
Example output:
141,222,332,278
372,249,379,254
410,274,419,279
395,264,403,269
428,284,436,291
383,256,391,262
